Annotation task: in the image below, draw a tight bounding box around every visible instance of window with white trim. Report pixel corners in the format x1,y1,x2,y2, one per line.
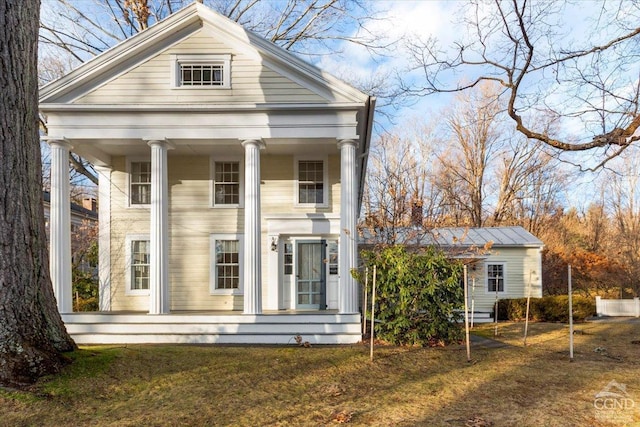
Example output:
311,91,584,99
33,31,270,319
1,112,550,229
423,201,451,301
487,263,505,292
125,234,151,295
295,158,328,206
210,234,243,294
130,161,151,205
214,161,240,206
172,54,231,89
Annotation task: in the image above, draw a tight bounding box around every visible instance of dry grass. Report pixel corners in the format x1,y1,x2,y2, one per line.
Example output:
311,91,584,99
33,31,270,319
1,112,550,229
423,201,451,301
2,319,640,426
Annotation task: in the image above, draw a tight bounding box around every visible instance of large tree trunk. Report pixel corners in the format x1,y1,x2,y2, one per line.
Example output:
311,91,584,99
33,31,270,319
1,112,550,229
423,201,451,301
0,0,76,387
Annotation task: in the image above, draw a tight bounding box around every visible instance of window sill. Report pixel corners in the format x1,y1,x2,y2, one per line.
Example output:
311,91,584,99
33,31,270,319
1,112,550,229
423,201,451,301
211,205,243,209
171,86,232,90
294,203,329,209
125,290,150,296
210,289,243,296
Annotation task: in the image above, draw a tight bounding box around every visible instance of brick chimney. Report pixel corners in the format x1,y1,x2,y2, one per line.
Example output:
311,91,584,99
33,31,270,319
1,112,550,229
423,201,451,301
82,197,97,212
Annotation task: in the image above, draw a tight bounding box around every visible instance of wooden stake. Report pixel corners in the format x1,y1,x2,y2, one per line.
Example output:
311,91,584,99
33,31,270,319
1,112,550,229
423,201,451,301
494,276,499,338
568,264,574,362
470,277,476,329
524,270,532,346
370,265,377,362
463,265,471,362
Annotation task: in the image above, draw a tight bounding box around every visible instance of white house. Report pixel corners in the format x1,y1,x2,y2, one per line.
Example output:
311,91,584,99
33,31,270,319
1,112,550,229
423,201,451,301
428,227,544,318
39,3,374,344
424,227,544,317
361,226,544,320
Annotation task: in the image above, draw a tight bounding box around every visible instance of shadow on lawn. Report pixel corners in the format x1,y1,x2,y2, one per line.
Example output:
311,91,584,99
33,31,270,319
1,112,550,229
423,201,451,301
5,321,639,426
408,319,640,427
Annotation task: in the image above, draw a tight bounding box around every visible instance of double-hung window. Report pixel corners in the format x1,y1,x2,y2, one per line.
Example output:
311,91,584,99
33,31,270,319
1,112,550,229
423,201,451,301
210,234,243,294
487,263,505,293
295,158,328,207
130,161,151,205
214,161,240,206
211,159,242,207
126,234,150,294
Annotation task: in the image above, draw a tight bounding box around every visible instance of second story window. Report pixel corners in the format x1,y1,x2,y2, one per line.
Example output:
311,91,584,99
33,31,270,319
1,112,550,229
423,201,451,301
212,158,243,207
297,160,325,205
214,161,240,205
130,161,151,205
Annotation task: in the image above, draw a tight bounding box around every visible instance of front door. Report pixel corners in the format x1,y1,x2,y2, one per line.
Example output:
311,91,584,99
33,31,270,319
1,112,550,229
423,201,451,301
296,240,326,309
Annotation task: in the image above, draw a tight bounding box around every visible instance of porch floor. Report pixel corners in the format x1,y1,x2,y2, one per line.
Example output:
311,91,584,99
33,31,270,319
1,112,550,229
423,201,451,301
61,310,361,345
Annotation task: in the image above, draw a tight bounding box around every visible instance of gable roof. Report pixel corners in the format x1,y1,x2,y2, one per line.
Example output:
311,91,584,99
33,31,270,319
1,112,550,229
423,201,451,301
361,226,544,248
427,227,543,248
39,2,369,106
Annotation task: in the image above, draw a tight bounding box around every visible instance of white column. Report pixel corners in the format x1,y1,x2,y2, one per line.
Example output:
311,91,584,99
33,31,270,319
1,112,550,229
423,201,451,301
95,165,112,311
147,139,173,314
242,139,265,315
338,139,359,314
48,139,73,313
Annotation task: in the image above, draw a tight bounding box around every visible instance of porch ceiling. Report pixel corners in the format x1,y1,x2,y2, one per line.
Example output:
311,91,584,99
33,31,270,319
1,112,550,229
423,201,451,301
70,137,343,166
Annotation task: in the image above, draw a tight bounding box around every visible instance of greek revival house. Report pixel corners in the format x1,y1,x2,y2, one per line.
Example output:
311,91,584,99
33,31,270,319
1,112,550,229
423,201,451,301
39,3,374,344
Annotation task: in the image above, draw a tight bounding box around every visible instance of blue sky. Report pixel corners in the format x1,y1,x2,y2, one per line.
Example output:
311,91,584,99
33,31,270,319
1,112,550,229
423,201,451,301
38,0,640,209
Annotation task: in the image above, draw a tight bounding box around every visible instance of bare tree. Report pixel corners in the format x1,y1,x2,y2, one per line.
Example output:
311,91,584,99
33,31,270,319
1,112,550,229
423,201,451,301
407,0,640,169
1,0,76,387
512,155,567,237
607,149,640,296
435,83,503,227
40,0,388,65
362,132,430,245
491,134,565,227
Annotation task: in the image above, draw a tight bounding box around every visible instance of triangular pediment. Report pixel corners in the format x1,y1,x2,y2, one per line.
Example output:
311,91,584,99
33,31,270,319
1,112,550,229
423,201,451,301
39,3,368,107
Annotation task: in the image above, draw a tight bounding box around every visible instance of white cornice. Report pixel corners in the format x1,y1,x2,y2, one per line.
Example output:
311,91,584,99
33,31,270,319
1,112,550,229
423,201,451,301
39,102,365,112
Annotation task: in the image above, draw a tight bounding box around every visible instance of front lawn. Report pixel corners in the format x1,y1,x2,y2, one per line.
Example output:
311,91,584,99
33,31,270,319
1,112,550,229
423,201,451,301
2,320,639,426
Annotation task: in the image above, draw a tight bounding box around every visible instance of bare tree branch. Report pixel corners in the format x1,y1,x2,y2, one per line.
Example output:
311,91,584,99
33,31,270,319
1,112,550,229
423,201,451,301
407,0,640,168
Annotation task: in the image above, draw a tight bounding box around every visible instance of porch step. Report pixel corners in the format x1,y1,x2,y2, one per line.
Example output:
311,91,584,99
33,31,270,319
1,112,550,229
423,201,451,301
465,311,494,324
61,312,362,345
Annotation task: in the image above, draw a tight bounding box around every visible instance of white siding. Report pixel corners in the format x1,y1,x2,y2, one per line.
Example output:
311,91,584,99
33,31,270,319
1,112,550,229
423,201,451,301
468,247,543,313
109,152,342,311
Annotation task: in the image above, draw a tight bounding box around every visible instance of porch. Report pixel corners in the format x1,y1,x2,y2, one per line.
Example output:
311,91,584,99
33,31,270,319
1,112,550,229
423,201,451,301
62,311,362,345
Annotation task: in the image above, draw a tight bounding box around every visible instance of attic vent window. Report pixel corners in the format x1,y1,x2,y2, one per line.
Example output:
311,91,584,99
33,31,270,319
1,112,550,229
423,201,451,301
181,64,223,86
172,54,231,89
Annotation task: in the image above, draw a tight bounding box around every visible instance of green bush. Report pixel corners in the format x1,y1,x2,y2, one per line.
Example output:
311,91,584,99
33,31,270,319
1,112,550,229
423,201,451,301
497,295,596,322
356,245,463,346
72,241,99,312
